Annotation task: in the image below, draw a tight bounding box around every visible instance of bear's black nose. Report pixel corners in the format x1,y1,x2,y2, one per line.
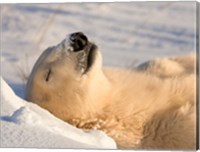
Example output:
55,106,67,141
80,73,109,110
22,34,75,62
69,32,88,52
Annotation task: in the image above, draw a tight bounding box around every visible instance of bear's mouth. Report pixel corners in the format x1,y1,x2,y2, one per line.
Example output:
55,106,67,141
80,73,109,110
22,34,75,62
68,32,97,74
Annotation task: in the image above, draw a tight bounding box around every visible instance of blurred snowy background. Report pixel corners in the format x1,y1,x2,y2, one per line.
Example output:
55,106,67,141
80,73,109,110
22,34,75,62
1,2,196,98
0,2,197,148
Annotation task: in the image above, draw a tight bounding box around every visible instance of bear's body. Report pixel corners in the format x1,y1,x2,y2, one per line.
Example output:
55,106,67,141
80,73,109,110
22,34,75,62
26,33,196,150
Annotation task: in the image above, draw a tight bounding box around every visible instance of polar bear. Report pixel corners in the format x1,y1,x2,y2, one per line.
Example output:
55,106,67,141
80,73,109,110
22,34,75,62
26,32,197,150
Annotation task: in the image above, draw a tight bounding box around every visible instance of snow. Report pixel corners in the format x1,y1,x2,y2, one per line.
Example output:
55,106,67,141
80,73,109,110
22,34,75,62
0,77,117,148
1,2,196,149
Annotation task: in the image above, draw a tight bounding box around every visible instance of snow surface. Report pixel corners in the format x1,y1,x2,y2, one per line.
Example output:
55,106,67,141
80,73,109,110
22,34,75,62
0,77,117,148
1,2,196,149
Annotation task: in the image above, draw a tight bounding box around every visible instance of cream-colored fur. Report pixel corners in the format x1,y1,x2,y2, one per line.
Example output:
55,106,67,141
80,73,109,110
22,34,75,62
26,46,197,150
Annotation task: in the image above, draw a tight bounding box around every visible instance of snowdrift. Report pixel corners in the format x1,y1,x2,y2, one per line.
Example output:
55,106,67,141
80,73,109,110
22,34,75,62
0,77,117,149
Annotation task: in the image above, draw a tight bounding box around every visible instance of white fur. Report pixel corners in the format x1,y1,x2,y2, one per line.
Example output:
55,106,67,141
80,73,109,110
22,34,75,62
26,44,196,150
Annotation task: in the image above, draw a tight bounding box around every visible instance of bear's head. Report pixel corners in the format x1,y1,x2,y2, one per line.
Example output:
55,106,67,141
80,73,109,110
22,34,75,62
26,32,111,120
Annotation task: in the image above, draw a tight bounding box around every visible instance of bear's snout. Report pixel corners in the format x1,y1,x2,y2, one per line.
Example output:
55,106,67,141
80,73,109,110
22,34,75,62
69,32,88,52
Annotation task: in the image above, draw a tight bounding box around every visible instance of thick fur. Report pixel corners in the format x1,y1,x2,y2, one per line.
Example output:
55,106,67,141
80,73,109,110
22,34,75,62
26,44,197,150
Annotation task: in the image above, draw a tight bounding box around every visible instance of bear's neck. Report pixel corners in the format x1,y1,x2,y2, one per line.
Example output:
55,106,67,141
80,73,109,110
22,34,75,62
86,69,112,112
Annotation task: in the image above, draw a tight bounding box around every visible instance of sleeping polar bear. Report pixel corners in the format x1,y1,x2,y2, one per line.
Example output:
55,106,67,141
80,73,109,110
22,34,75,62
26,32,197,150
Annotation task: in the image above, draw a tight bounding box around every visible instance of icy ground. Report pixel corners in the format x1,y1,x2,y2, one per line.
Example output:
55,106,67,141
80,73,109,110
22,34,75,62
1,2,196,148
